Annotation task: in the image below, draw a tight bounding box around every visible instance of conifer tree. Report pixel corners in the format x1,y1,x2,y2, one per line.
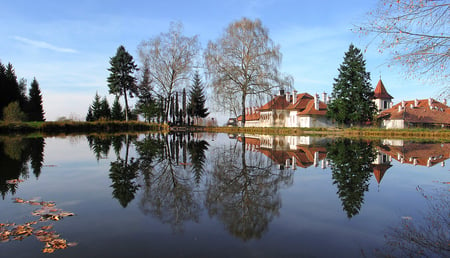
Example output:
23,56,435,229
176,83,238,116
188,72,209,125
327,44,376,126
86,93,102,121
111,97,125,121
107,45,138,122
27,78,45,121
99,97,111,120
0,62,22,120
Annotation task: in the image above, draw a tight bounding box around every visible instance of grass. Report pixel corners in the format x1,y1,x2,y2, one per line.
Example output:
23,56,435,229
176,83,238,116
0,121,448,141
205,126,450,141
0,121,169,136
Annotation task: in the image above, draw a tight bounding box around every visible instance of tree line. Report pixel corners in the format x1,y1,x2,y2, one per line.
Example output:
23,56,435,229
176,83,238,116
97,1,447,126
0,61,45,122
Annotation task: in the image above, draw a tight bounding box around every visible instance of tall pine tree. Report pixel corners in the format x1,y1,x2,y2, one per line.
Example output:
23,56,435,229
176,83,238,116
327,44,376,126
107,45,138,122
188,71,209,125
27,78,45,121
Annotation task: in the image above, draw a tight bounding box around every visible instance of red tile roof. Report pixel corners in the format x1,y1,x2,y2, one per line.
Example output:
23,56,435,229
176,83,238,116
257,92,328,116
374,79,393,99
297,100,327,116
258,95,291,111
379,98,450,126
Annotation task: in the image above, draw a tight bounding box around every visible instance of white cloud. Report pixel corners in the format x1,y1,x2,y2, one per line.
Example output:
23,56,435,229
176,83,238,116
11,36,78,53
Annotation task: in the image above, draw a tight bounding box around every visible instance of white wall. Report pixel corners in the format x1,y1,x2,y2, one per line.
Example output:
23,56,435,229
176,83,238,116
383,119,404,129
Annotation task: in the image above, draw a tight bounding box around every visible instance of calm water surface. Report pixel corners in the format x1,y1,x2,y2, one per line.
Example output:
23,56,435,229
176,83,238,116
0,133,448,257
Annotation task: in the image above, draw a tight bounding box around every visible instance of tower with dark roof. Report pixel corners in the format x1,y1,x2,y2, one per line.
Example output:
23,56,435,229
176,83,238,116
373,79,393,112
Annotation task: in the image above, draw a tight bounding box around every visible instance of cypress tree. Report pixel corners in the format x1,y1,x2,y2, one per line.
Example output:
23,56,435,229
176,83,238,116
188,71,209,125
27,78,45,121
327,44,376,126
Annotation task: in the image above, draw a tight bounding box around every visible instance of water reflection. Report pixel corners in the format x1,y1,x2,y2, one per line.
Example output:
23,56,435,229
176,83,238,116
376,184,450,257
206,136,293,241
0,136,45,198
136,133,204,232
327,138,376,218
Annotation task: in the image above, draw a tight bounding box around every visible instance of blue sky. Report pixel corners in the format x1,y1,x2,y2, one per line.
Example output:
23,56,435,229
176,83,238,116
0,0,439,121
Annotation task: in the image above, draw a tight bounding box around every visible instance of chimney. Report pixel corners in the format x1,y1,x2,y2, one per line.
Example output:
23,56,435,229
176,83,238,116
398,105,402,112
414,99,419,107
314,93,320,110
322,92,327,104
401,100,405,108
292,90,297,104
444,99,447,106
286,92,290,102
428,98,432,107
279,89,285,96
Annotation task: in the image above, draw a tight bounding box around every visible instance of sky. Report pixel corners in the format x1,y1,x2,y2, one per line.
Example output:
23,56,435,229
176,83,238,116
0,0,443,122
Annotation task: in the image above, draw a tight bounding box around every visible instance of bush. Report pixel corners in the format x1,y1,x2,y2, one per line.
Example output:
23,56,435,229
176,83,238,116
3,102,26,122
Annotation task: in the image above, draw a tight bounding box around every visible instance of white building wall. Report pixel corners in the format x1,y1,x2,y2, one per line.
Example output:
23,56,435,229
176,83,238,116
383,119,405,129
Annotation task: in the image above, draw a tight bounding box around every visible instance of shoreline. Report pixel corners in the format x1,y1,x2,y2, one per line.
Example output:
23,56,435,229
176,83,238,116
0,122,449,140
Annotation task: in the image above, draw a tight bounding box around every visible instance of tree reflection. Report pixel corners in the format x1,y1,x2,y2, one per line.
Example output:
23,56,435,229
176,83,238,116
108,134,140,208
0,137,45,198
187,137,209,184
375,184,449,257
327,138,375,218
136,134,202,232
109,157,139,208
87,135,111,160
205,136,293,241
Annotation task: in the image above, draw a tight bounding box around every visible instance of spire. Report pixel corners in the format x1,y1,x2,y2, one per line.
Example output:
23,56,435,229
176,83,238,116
374,79,393,99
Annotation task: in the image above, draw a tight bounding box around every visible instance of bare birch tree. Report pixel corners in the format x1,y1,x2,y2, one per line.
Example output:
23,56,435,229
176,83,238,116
356,0,449,94
138,22,200,122
205,18,288,125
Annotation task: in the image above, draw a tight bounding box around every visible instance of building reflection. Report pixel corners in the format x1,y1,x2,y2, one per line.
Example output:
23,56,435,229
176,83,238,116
237,135,330,170
377,139,449,167
237,135,450,183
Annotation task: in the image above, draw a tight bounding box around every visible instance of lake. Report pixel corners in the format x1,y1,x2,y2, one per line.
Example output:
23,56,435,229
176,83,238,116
0,133,449,257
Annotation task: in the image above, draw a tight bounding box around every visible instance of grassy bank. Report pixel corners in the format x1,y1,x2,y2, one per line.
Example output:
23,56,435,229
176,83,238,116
205,126,450,140
0,121,169,135
1,122,449,140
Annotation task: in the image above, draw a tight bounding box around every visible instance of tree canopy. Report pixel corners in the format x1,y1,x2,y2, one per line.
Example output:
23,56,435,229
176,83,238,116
137,22,200,123
327,44,377,126
204,18,288,125
356,0,449,94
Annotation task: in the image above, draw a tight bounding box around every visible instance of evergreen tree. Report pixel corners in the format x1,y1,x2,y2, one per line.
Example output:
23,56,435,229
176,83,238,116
27,78,45,121
135,61,158,122
0,62,22,120
111,97,125,121
86,106,94,122
327,44,376,126
188,72,209,125
86,93,102,121
107,45,138,122
99,97,111,120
